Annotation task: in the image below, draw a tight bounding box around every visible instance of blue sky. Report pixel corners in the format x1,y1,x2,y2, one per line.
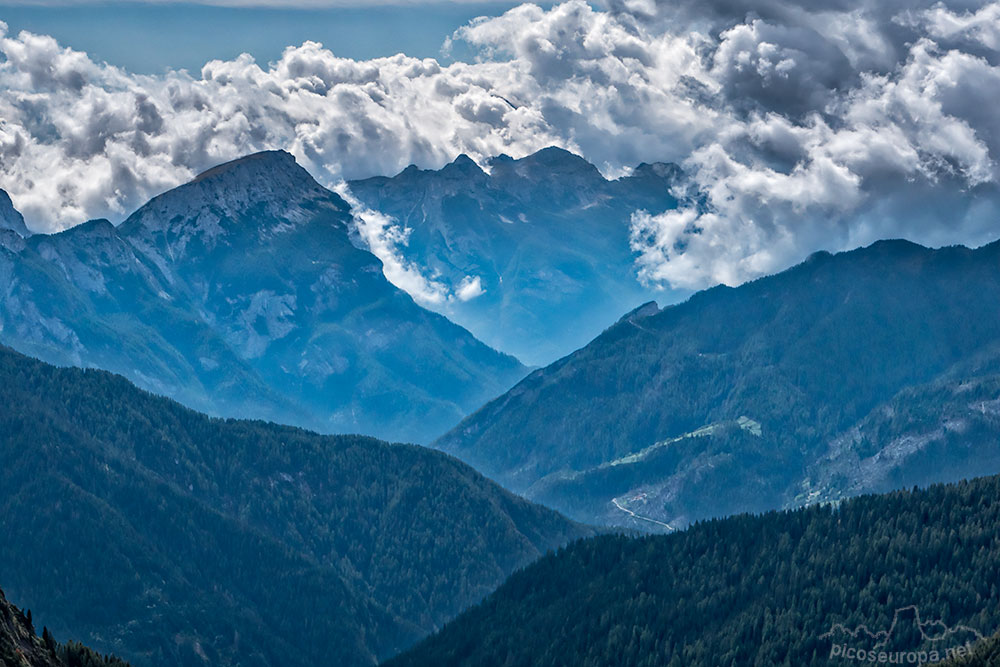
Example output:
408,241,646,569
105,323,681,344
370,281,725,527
0,1,542,72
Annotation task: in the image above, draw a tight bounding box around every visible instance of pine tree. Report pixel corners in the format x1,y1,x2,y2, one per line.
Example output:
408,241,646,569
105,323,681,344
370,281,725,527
42,626,56,653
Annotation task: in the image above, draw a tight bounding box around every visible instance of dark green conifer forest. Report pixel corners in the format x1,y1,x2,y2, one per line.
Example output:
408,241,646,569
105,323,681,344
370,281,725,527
388,476,1000,667
0,345,589,666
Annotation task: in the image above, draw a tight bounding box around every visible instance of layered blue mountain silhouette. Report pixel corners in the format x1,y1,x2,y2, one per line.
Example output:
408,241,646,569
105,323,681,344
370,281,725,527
349,147,685,365
0,152,526,443
6,146,1000,667
437,240,1000,528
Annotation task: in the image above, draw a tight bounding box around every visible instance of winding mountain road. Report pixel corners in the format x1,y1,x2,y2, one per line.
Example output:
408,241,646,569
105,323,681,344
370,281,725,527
612,498,676,531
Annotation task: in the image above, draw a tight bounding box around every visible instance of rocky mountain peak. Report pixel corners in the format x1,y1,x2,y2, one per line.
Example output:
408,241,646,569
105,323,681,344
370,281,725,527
119,150,351,253
513,146,603,179
181,150,335,211
74,218,118,236
440,154,487,179
191,150,303,185
630,162,683,183
617,301,660,324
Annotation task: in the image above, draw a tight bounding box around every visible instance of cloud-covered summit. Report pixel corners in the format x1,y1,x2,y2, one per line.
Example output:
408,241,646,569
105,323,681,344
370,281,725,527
1,0,999,288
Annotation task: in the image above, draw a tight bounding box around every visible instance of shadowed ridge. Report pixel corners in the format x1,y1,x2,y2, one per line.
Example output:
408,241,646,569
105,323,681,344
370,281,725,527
0,189,30,238
0,586,129,667
0,343,589,667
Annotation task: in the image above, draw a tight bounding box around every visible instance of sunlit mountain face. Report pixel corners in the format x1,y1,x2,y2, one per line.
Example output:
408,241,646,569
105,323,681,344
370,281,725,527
3,1,1000,666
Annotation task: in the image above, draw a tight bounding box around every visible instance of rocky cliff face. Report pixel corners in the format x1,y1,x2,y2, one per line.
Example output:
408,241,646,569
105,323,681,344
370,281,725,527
0,587,59,667
0,586,127,667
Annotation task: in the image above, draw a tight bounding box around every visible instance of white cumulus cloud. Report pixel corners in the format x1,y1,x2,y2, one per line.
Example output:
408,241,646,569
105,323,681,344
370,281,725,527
455,275,485,301
1,1,1000,293
333,183,452,305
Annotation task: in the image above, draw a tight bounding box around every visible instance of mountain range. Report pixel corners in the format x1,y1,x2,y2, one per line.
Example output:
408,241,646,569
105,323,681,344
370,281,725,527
0,344,590,666
0,147,691,443
0,151,526,443
348,147,684,365
387,475,1000,666
437,239,1000,529
6,145,1000,667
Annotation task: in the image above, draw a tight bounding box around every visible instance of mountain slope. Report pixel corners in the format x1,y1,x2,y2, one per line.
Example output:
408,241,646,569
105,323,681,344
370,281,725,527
0,345,590,667
1,586,61,667
944,632,1000,666
437,240,1000,528
1,216,289,424
0,189,29,238
0,152,526,443
387,475,1000,667
0,587,128,667
348,148,684,365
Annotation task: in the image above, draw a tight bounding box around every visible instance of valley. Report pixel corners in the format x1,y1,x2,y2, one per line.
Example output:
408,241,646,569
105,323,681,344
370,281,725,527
0,345,591,666
387,475,1000,666
348,148,685,365
438,240,1000,530
4,149,1000,667
3,1,1000,664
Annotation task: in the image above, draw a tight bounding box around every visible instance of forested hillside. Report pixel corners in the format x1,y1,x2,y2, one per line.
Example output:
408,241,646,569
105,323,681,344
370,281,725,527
388,476,1000,667
438,239,1000,529
0,346,590,667
0,586,128,667
943,632,1000,666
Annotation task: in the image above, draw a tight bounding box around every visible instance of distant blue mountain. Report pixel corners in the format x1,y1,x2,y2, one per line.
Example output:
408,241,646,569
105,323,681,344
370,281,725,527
0,152,526,443
349,147,686,365
437,239,1000,529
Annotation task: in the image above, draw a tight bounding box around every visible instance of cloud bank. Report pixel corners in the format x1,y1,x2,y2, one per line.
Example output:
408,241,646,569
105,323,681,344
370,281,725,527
1,1,999,289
